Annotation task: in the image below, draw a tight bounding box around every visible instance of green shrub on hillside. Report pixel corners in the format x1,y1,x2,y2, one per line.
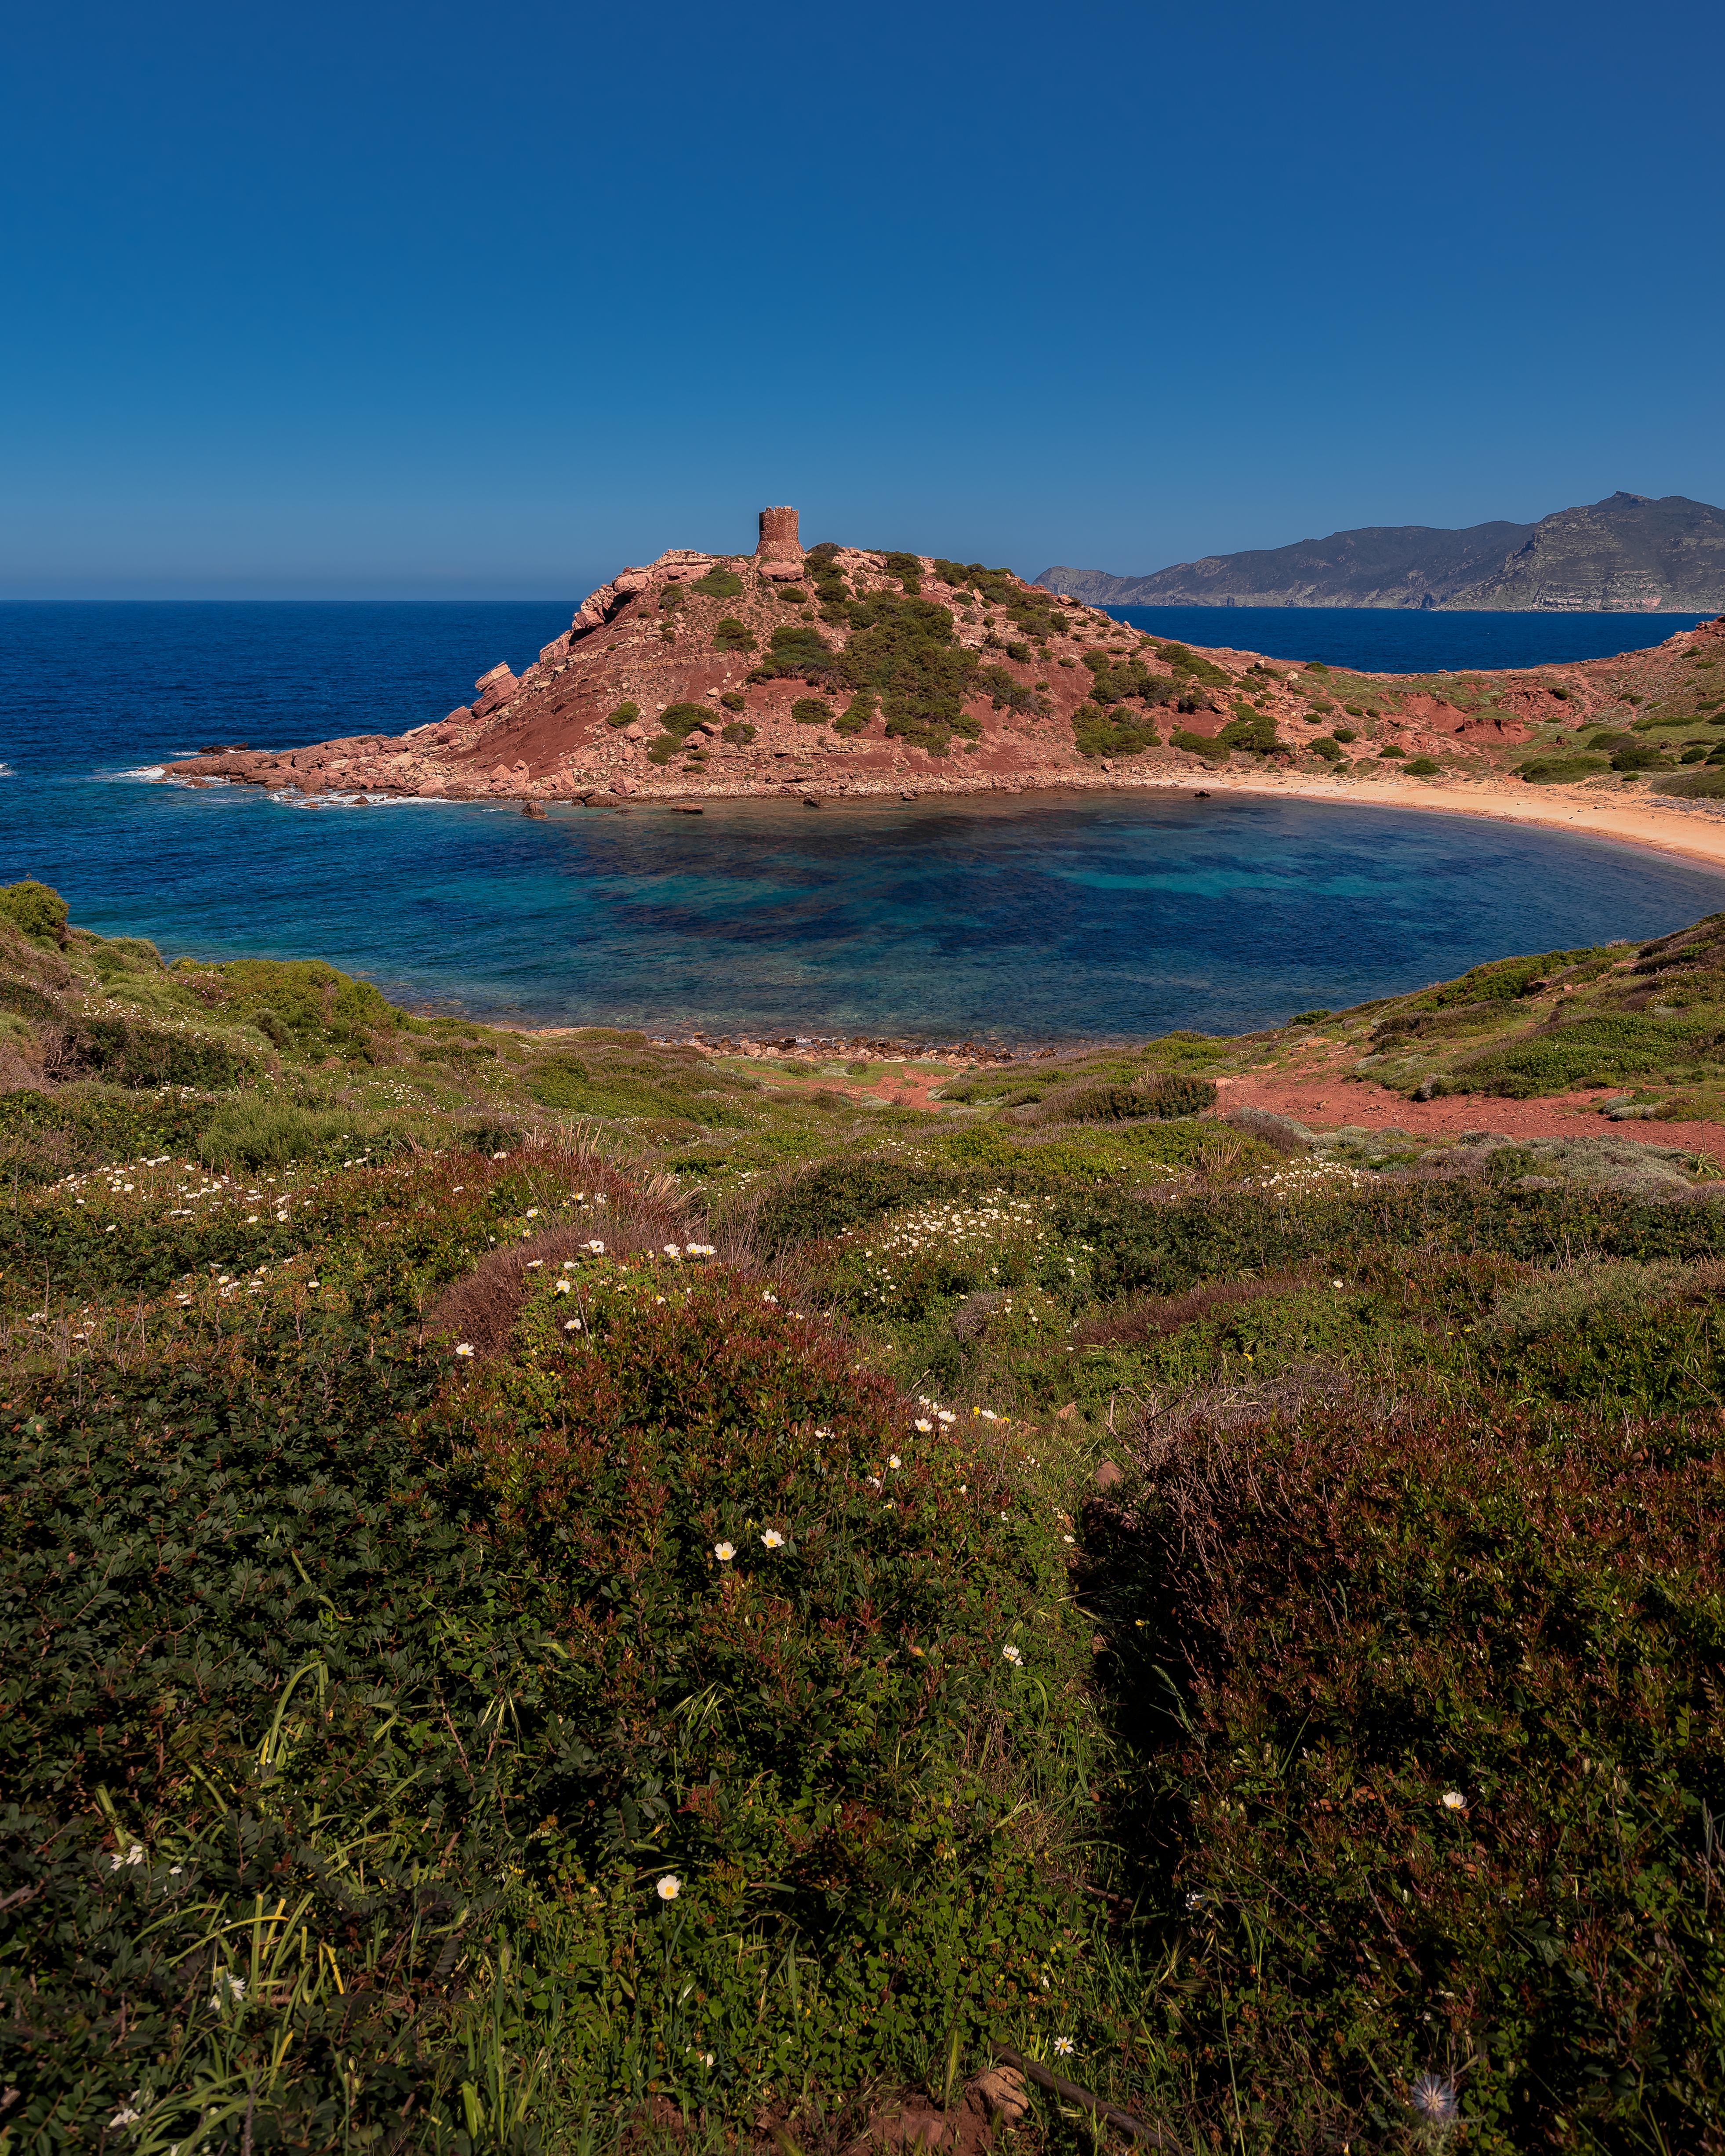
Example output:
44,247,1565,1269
1155,642,1231,687
751,621,833,684
657,703,711,738
791,696,833,726
712,617,755,653
1404,755,1442,775
0,880,69,943
606,701,640,728
1656,767,1725,799
1408,942,1616,1011
527,1053,591,1109
1072,704,1159,759
1518,753,1609,783
1042,1073,1217,1123
61,1012,255,1089
1170,727,1229,761
776,594,984,753
722,720,756,745
1215,711,1286,755
977,664,1043,716
0,1087,214,1184
691,564,744,599
1450,1011,1699,1096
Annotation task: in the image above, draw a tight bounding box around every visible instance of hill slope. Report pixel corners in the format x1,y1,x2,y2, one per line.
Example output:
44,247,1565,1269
1039,491,1725,611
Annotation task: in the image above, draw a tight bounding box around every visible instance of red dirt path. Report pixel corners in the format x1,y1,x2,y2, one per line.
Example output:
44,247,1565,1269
1214,1053,1725,1166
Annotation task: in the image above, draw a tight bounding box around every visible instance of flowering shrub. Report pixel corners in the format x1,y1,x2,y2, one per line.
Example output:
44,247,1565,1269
820,1194,1087,1327
420,1256,1101,2070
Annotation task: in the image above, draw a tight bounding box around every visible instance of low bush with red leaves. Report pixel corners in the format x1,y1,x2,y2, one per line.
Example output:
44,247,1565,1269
1083,1402,1725,2149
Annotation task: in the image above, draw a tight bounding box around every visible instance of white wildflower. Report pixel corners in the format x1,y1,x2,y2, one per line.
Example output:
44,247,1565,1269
1441,1791,1466,1811
1002,1644,1023,1666
761,1529,785,1550
1053,2036,1075,2058
455,1343,476,1358
714,1541,736,1561
656,1874,681,1900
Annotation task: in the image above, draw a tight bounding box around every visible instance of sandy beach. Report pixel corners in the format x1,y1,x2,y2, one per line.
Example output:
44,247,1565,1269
1036,764,1725,876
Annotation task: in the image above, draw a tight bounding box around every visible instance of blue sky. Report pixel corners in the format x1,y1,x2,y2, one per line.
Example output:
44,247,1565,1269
3,0,1719,597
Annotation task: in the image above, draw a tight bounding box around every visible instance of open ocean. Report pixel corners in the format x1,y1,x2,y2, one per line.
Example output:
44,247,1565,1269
0,600,1718,1042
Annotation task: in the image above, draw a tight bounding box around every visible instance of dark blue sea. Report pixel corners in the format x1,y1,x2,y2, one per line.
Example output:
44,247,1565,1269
1,601,1720,1042
1102,604,1710,673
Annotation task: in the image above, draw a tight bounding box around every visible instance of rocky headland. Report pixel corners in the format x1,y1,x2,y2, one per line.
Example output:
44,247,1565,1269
163,508,1725,853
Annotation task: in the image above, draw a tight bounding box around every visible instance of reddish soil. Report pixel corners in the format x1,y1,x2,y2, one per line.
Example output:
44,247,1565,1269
1214,1054,1725,1165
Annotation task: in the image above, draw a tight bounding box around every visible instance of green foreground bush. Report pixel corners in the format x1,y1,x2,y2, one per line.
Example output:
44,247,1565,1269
0,1161,1097,2147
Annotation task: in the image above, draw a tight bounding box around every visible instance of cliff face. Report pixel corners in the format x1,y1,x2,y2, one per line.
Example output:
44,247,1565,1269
1447,493,1725,612
1041,520,1536,610
1040,494,1725,611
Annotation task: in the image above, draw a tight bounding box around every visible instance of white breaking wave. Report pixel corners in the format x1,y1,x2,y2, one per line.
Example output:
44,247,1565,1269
299,790,451,808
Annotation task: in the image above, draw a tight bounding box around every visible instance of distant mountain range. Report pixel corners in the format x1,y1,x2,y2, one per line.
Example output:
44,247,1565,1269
1037,492,1725,611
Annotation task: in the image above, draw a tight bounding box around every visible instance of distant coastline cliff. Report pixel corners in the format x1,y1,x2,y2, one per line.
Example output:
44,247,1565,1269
1039,491,1725,612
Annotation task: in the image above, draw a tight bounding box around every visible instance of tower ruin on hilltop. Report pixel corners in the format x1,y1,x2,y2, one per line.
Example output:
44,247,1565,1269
755,505,804,578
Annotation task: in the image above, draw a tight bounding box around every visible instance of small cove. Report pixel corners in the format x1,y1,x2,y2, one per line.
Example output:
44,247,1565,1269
2,600,1721,1040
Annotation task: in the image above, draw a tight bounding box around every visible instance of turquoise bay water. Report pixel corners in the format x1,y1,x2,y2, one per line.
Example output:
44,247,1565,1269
1,601,1720,1041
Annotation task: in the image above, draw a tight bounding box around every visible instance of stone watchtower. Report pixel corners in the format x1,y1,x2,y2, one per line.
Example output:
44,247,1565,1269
755,505,804,578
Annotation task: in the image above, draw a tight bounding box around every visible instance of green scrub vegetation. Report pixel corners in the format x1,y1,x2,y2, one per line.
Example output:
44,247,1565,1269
4,886,1725,2152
